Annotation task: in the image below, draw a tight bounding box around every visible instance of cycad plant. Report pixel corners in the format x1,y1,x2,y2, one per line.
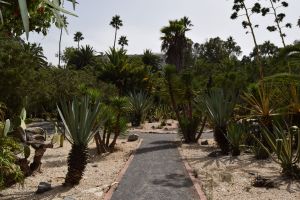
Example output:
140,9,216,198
205,88,236,154
127,92,153,127
57,96,101,186
254,123,300,178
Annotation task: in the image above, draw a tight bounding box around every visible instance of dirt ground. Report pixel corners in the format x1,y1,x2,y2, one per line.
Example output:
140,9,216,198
0,139,139,200
179,139,300,200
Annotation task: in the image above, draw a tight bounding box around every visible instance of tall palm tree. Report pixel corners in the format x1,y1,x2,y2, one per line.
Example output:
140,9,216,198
73,31,84,50
160,17,192,72
118,35,128,49
110,15,123,49
56,15,68,68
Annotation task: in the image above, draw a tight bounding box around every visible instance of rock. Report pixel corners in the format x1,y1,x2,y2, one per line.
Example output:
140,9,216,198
127,134,139,142
36,182,52,194
201,140,209,145
64,197,76,200
219,173,233,183
163,127,169,131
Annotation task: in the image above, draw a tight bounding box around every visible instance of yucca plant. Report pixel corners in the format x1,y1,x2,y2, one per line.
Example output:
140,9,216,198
242,84,279,159
227,122,247,156
57,96,101,186
254,124,300,178
127,92,153,127
205,88,236,154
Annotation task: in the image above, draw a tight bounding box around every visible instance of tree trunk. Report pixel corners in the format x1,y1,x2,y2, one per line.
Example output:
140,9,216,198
64,144,88,186
58,27,63,68
113,28,117,49
214,125,229,154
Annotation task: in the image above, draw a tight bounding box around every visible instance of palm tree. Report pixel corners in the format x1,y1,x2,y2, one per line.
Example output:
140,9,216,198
110,15,123,49
57,96,101,186
98,48,129,95
160,17,192,72
23,42,47,68
73,31,84,50
68,45,96,69
118,36,128,49
56,15,68,68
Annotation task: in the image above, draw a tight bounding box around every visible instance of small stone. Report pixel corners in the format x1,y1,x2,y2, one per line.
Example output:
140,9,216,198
92,164,98,167
127,134,139,142
163,127,168,131
201,140,209,145
64,197,76,200
36,182,52,194
219,173,233,183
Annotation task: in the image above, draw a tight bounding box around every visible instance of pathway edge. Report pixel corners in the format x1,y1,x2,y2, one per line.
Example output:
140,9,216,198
103,138,143,200
177,144,207,200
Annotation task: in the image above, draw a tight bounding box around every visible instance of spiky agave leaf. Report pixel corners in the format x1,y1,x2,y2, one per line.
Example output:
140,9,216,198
57,96,101,186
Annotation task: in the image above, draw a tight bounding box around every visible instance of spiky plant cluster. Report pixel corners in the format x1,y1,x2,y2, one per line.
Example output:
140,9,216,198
127,92,153,127
205,88,236,154
57,96,101,186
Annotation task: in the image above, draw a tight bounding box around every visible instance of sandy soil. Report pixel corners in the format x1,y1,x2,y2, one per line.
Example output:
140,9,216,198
179,139,300,200
0,139,139,200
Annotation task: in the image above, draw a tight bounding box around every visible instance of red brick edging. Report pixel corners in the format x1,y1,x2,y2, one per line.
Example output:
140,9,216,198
178,145,207,200
103,139,143,200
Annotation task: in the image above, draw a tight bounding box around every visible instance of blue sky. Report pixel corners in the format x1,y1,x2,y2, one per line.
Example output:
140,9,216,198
29,0,300,65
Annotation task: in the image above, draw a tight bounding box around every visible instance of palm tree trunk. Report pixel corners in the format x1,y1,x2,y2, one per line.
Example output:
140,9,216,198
113,28,117,49
77,41,80,50
58,27,63,68
64,144,88,186
109,113,120,149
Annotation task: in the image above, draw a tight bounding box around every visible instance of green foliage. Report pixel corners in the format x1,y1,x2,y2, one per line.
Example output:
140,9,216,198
227,122,247,156
0,135,24,189
0,0,77,38
57,96,101,146
254,124,300,178
205,88,236,154
161,17,193,71
127,92,153,126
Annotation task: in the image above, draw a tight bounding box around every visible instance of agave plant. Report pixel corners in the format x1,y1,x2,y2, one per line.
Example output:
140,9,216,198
127,92,153,127
205,88,236,154
254,124,300,178
57,96,101,186
227,122,247,156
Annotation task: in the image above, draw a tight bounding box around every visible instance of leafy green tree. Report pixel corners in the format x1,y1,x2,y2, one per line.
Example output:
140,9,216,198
161,17,193,72
118,35,128,49
196,36,241,63
73,31,84,50
259,0,291,47
110,15,123,49
142,49,162,73
23,42,48,68
67,45,96,69
251,41,279,58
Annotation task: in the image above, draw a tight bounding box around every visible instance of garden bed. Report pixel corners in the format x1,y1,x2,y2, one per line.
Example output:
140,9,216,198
179,139,300,200
0,139,139,200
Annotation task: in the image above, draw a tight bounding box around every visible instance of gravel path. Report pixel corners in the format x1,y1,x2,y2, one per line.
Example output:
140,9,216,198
111,134,199,200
